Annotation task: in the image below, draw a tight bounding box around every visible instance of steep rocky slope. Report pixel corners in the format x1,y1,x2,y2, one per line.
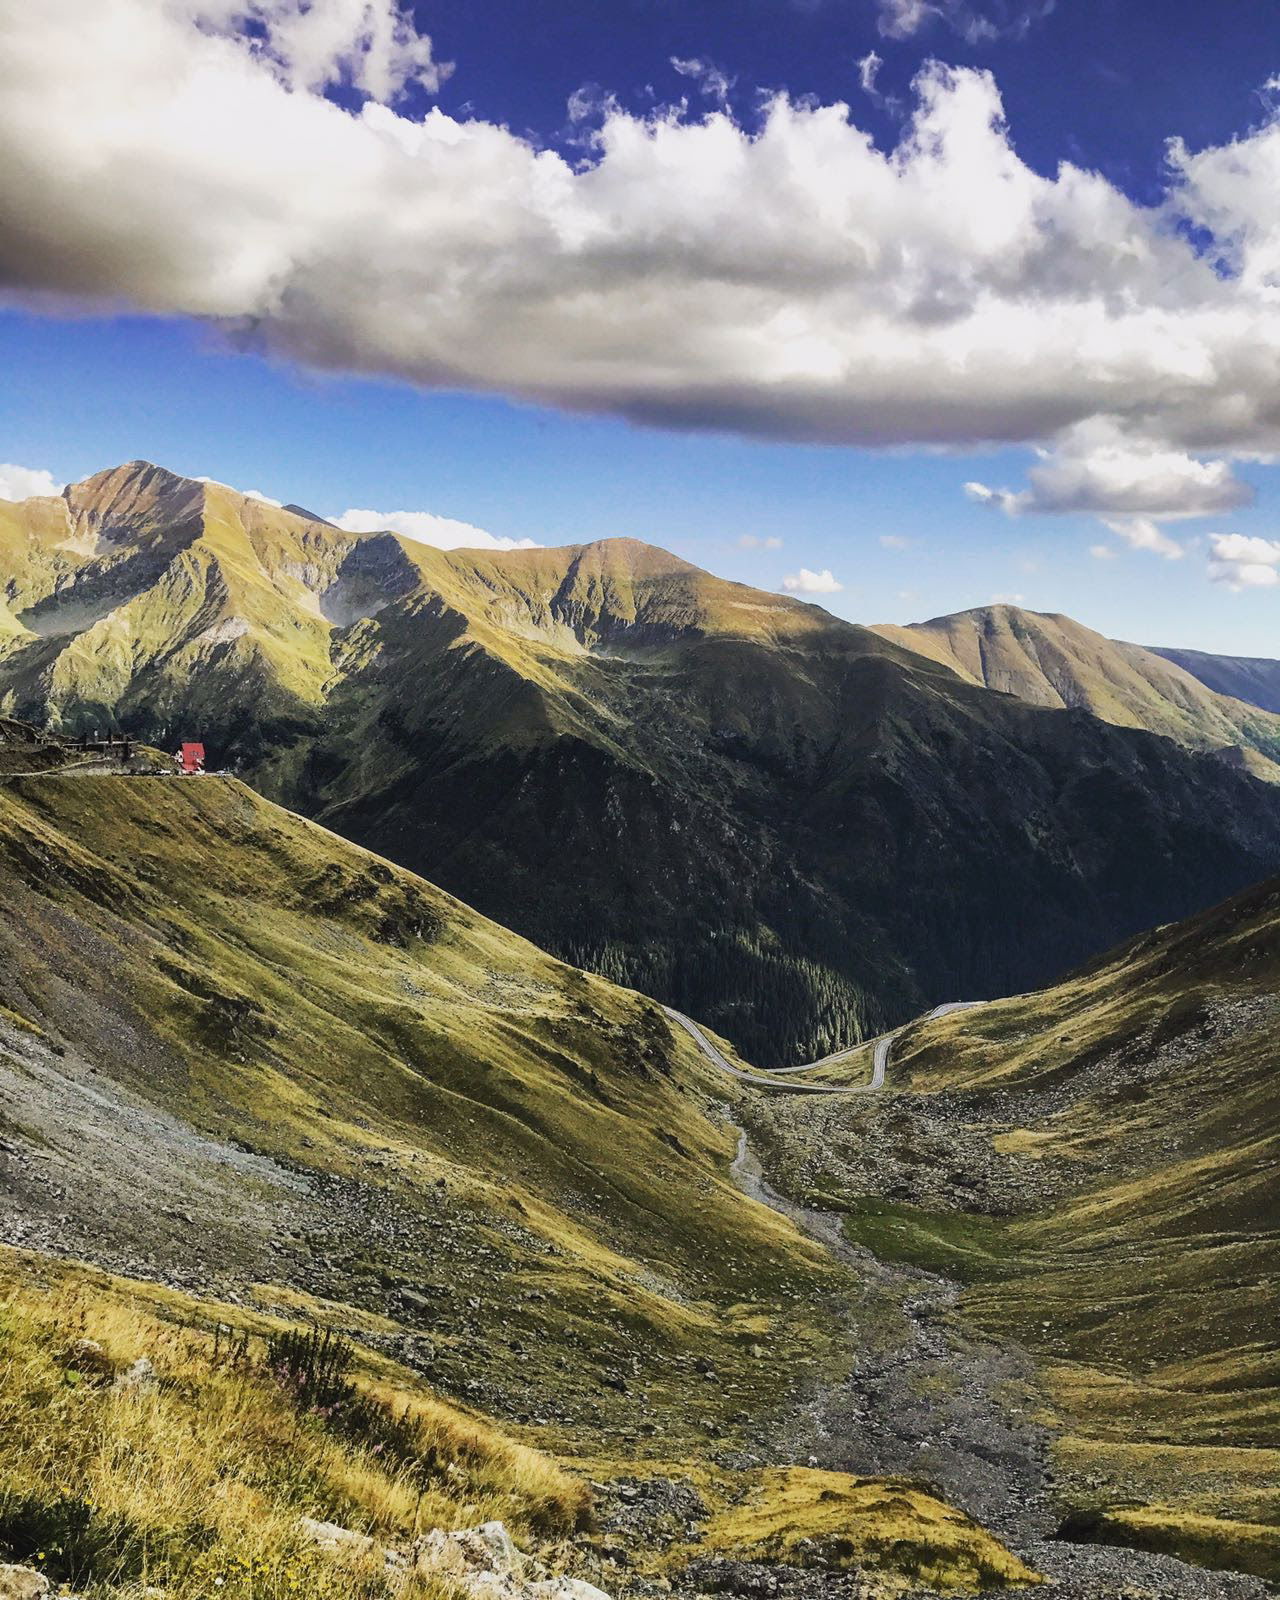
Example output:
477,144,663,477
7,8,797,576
872,605,1280,779
6,463,1280,1067
1149,645,1280,716
744,874,1280,1584
0,770,835,1455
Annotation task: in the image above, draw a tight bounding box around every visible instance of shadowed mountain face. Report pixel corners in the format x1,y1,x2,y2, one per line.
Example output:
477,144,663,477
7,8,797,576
1149,645,1280,717
5,462,1280,1065
872,605,1280,782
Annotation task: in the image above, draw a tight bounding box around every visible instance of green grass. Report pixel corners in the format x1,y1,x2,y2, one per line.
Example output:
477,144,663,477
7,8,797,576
832,1197,1014,1283
0,773,844,1459
690,1466,1040,1591
1058,1505,1280,1583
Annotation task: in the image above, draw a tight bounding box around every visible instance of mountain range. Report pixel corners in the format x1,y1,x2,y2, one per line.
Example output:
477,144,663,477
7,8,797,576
740,859,1280,1585
1147,645,1280,717
3,460,1280,1065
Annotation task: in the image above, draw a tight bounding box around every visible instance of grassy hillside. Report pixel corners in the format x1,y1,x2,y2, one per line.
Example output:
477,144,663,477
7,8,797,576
1149,645,1280,717
6,464,1280,1067
872,605,1280,780
750,876,1280,1579
0,1248,1040,1600
0,770,1044,1598
898,877,1280,1441
312,567,1280,1065
0,1251,588,1600
0,770,841,1457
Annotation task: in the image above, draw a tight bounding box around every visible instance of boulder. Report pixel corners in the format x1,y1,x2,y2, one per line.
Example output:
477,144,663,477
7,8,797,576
528,1580,611,1600
0,1565,50,1600
412,1519,523,1589
113,1356,157,1391
297,1517,376,1559
300,1515,612,1600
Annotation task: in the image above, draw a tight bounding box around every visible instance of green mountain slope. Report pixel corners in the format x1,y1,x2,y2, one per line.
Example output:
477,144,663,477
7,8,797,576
737,873,1280,1581
871,605,1280,780
0,768,840,1456
882,878,1280,1572
0,763,1051,1599
5,463,1280,1068
1148,645,1280,717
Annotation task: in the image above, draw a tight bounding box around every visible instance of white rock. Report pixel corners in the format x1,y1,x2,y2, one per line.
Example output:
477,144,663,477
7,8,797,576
113,1356,157,1391
297,1517,376,1558
0,1565,50,1600
303,1515,611,1600
413,1519,525,1593
529,1580,612,1600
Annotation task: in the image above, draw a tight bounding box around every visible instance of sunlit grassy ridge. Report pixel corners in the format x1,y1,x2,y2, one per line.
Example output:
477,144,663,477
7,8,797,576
881,876,1280,1573
691,1467,1039,1591
872,605,1280,781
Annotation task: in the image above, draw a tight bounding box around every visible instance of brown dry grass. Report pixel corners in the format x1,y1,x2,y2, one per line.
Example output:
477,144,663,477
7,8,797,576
0,1262,588,1600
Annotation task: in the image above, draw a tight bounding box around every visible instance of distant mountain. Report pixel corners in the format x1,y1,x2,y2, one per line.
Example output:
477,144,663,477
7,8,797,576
872,605,1280,781
5,462,1280,1065
1147,644,1280,716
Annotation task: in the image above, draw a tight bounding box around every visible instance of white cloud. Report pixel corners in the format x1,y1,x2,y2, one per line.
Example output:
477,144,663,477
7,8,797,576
670,56,733,108
877,0,1054,43
991,591,1027,604
334,507,539,551
1089,543,1117,560
965,423,1253,521
0,463,63,501
877,0,936,38
965,421,1248,567
879,533,912,549
738,533,783,550
1100,516,1184,560
781,567,844,594
192,0,450,100
857,51,883,96
195,474,282,505
5,7,1280,469
964,481,1018,513
1207,532,1280,590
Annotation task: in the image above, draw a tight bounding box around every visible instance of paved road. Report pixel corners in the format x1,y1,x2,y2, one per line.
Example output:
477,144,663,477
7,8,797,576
663,1001,982,1096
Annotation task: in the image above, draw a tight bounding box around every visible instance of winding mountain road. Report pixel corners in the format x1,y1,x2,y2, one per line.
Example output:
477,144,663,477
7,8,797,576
662,1001,981,1095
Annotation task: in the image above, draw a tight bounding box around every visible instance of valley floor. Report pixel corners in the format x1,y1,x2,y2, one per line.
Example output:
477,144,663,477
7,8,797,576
3,1013,1273,1600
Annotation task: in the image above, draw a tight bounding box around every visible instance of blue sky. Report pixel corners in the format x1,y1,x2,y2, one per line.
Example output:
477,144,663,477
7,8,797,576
2,0,1279,653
